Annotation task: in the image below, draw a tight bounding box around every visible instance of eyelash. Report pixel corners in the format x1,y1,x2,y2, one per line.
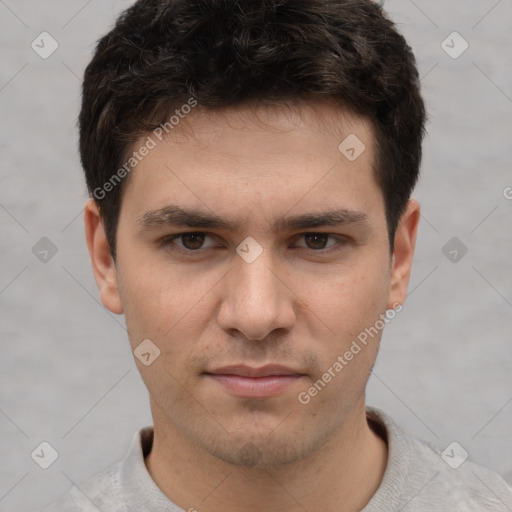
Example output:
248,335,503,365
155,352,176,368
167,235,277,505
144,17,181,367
159,232,350,256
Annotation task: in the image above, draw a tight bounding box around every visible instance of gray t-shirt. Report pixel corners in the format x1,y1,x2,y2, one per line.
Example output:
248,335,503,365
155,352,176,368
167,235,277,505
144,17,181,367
38,407,512,511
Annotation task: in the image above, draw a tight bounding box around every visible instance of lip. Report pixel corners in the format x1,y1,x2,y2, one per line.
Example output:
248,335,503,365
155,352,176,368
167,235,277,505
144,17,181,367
206,364,302,378
204,365,304,398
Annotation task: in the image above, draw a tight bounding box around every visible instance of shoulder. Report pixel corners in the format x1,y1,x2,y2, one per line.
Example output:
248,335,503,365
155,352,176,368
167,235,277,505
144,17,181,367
365,407,512,511
35,426,157,512
34,426,180,512
38,462,126,512
411,435,512,510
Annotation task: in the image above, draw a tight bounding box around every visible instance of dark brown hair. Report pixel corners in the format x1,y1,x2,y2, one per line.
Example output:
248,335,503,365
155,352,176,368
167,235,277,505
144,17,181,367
79,0,426,259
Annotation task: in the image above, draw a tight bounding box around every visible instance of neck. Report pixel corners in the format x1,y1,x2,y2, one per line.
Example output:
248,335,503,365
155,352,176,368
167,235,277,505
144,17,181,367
145,399,388,512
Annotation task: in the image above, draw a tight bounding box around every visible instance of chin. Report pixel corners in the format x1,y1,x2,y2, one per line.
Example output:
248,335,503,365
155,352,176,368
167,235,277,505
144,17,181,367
197,422,336,469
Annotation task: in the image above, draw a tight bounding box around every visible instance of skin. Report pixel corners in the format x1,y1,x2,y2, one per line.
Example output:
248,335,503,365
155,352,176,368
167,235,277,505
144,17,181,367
85,100,419,512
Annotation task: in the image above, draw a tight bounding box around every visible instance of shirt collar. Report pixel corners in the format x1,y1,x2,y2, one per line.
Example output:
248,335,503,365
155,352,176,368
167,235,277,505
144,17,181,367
118,407,408,511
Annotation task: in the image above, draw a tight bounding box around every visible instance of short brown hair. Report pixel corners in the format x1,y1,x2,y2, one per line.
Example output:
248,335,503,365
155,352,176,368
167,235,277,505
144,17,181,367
79,0,426,259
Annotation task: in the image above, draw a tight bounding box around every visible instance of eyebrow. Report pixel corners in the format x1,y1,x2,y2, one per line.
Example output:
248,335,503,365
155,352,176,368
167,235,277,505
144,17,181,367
137,205,369,233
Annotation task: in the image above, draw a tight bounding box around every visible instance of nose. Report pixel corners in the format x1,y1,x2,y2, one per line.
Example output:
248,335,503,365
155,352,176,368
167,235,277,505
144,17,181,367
217,249,296,341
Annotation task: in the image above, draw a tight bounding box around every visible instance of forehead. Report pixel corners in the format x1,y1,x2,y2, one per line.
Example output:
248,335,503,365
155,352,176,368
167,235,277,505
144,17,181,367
154,100,375,162
120,101,384,227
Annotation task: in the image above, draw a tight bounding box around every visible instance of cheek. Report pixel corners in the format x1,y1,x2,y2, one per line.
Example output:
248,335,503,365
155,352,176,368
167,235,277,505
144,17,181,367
117,260,216,354
300,259,390,342
297,267,387,410
117,266,207,402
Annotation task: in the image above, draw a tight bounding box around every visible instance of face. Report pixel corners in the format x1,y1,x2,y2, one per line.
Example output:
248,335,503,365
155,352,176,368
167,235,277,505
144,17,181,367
86,101,418,468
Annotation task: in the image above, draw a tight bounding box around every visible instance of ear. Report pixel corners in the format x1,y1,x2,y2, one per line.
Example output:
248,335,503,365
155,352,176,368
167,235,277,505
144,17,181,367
387,199,420,309
84,199,123,314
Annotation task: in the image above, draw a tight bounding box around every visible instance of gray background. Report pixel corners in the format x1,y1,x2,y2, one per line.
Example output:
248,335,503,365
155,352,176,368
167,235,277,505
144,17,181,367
1,0,511,510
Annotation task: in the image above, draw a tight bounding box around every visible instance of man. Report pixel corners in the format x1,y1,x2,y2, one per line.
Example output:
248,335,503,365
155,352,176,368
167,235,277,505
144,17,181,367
41,0,512,510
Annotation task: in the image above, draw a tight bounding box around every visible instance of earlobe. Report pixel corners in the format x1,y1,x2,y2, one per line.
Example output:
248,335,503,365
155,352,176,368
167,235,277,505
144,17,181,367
387,199,420,309
84,199,123,314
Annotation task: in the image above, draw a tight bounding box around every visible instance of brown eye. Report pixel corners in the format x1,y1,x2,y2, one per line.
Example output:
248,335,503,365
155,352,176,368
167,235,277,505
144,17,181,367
304,233,330,250
160,232,217,252
294,233,348,254
178,232,206,250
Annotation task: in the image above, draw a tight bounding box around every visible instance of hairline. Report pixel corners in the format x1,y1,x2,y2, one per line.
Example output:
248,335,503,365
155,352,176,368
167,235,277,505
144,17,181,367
98,99,397,258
